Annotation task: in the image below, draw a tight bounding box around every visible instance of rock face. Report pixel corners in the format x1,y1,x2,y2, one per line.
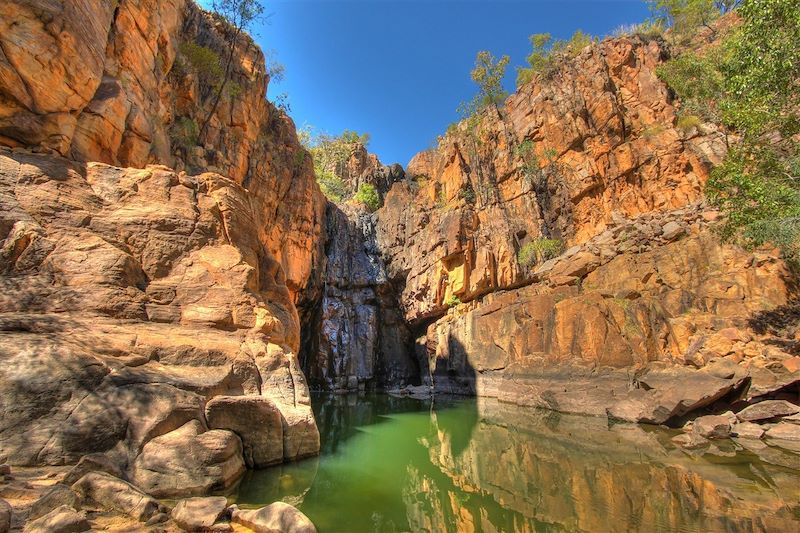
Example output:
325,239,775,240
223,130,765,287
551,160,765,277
0,151,319,476
0,0,323,503
303,202,418,391
0,1,325,307
366,33,798,420
377,36,727,325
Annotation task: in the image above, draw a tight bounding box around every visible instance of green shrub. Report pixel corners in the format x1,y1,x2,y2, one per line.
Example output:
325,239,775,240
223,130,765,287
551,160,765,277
459,184,476,204
435,190,446,209
444,295,462,306
171,117,199,150
317,171,349,203
675,113,702,134
179,42,223,87
643,123,667,139
518,238,564,266
354,183,381,211
516,30,596,88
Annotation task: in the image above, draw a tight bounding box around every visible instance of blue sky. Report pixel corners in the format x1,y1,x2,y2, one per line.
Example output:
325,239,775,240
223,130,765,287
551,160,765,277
218,0,652,166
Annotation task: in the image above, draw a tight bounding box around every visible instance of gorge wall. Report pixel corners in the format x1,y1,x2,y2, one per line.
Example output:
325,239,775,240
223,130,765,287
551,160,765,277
308,32,799,424
0,0,326,498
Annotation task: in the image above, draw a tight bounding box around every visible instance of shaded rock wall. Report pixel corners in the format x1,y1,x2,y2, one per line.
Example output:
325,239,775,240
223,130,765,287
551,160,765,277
303,199,418,392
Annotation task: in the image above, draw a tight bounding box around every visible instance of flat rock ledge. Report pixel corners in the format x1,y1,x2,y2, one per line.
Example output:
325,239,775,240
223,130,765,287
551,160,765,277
0,464,317,532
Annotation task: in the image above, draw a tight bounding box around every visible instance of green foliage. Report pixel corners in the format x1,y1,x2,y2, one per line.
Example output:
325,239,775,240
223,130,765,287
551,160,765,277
518,238,564,266
675,113,702,134
457,51,509,120
179,42,223,86
470,51,510,109
515,139,541,182
459,184,476,204
643,123,667,139
436,190,446,209
656,51,725,122
657,0,800,265
354,183,381,211
317,171,349,203
210,0,265,34
300,127,371,202
648,0,735,35
516,30,596,87
444,295,462,307
170,117,199,150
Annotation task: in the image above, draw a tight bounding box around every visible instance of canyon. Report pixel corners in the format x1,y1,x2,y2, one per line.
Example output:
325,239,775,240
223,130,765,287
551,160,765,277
0,0,797,532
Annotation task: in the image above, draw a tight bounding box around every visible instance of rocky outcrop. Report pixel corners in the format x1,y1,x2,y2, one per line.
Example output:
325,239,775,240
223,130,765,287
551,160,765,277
0,4,325,522
377,36,727,325
0,150,319,485
303,202,418,391
372,33,798,424
0,0,326,308
416,206,797,421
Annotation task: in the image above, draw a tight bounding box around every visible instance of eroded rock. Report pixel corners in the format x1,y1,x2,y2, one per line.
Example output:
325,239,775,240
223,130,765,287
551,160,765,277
71,471,163,522
231,502,317,533
22,505,89,533
171,496,230,532
131,421,245,498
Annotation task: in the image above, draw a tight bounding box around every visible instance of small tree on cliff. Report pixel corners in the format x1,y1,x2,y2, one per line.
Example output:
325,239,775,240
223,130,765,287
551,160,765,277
198,0,265,141
458,51,510,118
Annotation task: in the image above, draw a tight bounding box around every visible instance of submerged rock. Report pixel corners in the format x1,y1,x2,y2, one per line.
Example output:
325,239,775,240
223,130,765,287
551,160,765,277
692,415,732,439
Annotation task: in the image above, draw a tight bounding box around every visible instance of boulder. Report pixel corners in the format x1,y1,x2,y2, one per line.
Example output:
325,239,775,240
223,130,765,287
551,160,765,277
22,505,89,533
280,406,322,461
171,497,230,532
661,221,684,241
765,423,800,442
29,485,80,521
131,420,246,498
731,422,764,440
71,471,163,522
61,453,124,487
0,499,10,533
205,396,284,468
692,415,732,439
608,368,743,425
671,432,710,450
231,502,317,533
736,400,800,423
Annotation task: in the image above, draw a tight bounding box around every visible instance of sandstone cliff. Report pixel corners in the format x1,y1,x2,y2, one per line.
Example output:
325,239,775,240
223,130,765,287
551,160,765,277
369,34,798,422
0,0,326,507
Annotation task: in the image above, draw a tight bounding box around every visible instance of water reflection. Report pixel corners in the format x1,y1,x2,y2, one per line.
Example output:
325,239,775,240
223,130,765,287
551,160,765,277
233,394,800,533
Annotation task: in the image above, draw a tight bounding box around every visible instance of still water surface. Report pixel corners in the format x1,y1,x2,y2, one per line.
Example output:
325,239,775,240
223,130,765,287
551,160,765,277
233,394,800,533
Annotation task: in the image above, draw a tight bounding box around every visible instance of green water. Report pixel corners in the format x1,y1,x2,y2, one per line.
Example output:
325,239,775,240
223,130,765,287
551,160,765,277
233,394,800,533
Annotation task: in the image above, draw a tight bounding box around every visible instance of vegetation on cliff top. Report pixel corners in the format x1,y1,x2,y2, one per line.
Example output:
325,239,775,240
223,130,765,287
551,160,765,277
656,0,800,265
299,128,372,204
